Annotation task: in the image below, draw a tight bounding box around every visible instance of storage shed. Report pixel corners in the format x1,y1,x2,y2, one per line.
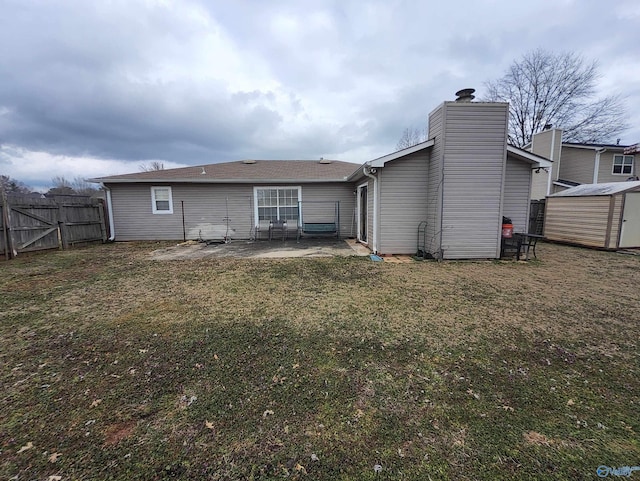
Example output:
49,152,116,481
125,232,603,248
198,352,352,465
544,181,640,249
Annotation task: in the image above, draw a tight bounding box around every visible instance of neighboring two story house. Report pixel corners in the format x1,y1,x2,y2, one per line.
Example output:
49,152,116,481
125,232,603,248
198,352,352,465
528,128,638,200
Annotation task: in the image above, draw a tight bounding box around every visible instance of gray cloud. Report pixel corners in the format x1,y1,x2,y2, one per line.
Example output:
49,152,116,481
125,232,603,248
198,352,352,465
0,0,638,190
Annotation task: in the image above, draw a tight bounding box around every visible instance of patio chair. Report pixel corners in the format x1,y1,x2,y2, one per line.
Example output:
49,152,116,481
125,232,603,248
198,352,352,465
268,220,288,241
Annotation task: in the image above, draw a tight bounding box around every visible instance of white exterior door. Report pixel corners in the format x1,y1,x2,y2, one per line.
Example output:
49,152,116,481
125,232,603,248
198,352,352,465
619,192,640,248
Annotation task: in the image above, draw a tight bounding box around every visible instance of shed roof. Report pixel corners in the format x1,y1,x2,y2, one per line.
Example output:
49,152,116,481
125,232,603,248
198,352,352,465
549,181,640,197
91,160,361,184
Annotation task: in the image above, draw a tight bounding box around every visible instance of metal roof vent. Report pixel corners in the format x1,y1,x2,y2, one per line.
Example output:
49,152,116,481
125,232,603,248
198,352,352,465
455,88,475,102
319,157,332,164
242,159,256,164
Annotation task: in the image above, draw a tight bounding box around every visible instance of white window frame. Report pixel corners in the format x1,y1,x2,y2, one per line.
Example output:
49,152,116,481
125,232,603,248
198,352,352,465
151,186,173,214
253,186,301,226
612,155,634,175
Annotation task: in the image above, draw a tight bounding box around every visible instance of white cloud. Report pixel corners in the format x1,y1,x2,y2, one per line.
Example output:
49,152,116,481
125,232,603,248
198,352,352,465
0,145,187,192
615,1,640,19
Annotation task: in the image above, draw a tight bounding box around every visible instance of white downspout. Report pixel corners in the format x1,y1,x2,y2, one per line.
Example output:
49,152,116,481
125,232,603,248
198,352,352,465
362,165,378,254
103,184,116,241
547,130,557,196
594,148,606,184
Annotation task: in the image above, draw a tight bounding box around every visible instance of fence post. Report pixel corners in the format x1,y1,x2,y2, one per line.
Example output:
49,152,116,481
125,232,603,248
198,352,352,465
58,203,69,250
4,193,17,258
97,200,107,242
1,190,11,260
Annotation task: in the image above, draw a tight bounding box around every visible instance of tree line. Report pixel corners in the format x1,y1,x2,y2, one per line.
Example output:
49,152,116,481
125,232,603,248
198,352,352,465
1,162,164,196
0,175,101,196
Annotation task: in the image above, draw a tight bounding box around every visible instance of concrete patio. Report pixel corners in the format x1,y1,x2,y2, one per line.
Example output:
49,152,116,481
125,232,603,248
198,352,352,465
150,238,371,260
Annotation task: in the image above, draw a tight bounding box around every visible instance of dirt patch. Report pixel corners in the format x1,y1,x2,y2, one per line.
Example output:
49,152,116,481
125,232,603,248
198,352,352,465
523,431,553,446
104,420,137,446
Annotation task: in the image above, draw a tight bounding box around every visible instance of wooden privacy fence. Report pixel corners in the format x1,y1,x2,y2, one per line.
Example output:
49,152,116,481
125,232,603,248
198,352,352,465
1,193,107,260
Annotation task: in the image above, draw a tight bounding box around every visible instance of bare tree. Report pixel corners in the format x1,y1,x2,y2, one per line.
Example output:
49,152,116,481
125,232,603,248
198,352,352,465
139,161,165,172
0,175,32,194
48,176,75,195
484,49,628,147
396,126,427,150
47,175,98,196
71,176,98,196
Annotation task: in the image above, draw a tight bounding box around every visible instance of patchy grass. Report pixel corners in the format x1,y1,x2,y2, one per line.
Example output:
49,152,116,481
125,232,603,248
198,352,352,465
1,242,638,480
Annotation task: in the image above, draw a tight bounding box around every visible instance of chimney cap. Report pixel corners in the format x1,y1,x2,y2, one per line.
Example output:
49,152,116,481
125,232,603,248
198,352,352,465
455,88,476,102
242,159,256,164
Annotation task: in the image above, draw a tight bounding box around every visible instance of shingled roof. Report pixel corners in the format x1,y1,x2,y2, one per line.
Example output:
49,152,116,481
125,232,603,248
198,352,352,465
91,160,361,183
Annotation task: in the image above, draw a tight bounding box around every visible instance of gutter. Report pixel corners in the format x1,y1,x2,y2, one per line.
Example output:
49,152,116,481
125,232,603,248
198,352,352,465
594,148,606,184
103,184,116,241
90,177,355,184
362,165,379,254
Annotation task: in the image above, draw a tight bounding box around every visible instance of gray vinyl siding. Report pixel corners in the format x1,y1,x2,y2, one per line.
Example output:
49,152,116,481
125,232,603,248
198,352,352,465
530,133,552,200
530,129,562,176
544,196,612,248
109,183,254,241
529,129,561,199
503,156,531,233
551,131,563,178
425,104,444,256
108,182,354,241
378,150,429,254
598,152,636,183
296,183,356,238
440,102,508,259
530,171,548,200
558,147,594,184
531,130,553,159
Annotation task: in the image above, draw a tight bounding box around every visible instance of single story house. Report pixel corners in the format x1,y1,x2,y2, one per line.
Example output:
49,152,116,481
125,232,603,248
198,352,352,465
92,93,552,259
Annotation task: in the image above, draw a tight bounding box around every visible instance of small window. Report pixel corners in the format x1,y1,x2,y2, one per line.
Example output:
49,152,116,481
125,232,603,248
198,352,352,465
612,155,634,175
151,186,173,214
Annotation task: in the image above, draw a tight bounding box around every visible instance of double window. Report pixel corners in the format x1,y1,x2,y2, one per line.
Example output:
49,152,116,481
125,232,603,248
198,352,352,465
151,186,173,214
612,155,634,175
254,187,300,224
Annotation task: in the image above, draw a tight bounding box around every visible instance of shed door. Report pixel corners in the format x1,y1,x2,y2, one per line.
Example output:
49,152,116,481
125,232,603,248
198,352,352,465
619,192,640,248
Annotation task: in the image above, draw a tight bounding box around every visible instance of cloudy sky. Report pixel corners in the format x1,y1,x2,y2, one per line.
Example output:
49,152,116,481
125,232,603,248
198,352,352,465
1,0,639,191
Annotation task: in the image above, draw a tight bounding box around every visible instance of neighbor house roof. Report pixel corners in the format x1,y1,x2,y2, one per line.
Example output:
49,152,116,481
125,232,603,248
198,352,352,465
91,160,362,184
549,180,640,197
562,142,630,150
554,179,582,188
